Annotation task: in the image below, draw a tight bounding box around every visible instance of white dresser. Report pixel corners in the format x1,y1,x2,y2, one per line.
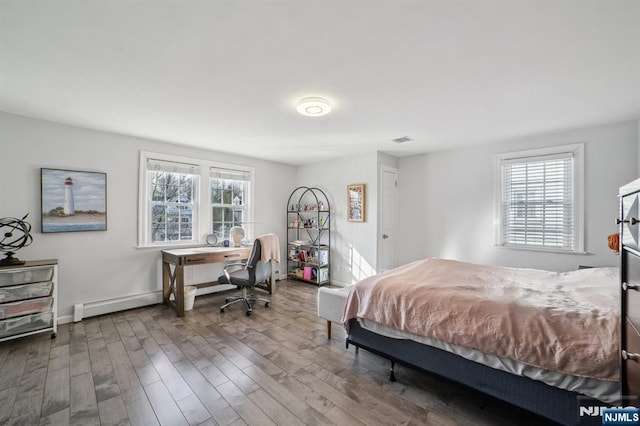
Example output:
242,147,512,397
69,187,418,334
0,259,58,342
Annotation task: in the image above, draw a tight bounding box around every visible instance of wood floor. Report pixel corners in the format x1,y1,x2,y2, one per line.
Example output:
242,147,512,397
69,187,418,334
0,280,554,426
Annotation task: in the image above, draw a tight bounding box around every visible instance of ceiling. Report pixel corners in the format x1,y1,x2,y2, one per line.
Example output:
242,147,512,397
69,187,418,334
1,1,639,166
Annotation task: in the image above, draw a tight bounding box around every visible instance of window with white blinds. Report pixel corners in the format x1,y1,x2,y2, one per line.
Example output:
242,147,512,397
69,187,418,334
496,144,584,252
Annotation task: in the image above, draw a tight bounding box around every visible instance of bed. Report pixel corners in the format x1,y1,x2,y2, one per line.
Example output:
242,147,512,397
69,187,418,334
342,258,620,425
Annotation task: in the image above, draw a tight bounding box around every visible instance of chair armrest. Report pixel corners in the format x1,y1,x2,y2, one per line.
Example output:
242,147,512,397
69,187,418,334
223,262,248,282
223,262,247,271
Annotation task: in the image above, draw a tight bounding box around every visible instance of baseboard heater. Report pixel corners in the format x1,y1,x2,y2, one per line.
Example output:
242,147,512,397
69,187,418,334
72,291,163,322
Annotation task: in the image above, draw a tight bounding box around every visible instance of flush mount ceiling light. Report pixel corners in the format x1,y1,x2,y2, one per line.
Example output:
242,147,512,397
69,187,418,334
297,97,331,117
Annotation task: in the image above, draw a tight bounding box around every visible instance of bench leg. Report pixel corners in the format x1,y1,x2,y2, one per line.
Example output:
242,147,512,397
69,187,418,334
327,320,332,339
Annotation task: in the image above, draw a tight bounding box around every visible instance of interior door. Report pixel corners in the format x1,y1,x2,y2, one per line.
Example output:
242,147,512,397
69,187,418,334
379,166,398,272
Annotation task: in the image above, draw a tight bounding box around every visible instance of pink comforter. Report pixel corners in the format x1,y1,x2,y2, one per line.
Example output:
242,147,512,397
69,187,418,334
342,258,619,380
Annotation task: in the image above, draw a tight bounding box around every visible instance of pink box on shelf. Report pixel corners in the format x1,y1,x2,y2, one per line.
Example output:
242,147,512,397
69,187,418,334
303,266,312,280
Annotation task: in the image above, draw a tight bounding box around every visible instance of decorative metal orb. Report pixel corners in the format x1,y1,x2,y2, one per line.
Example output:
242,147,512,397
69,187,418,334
0,214,33,266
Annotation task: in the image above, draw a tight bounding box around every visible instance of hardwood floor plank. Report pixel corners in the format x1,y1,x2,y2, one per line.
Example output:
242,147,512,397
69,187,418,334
0,386,18,425
41,367,70,417
9,364,47,425
144,380,188,426
69,372,100,426
0,340,30,392
97,395,130,426
39,407,70,426
106,340,159,426
175,393,211,425
246,387,306,426
87,336,121,403
173,358,240,425
48,343,70,372
241,364,333,425
215,380,275,426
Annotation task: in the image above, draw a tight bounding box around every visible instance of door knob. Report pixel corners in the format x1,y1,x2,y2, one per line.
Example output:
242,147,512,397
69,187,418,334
382,234,389,239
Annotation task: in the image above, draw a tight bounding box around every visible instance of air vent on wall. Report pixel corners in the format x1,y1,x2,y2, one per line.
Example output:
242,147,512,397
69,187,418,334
391,136,412,144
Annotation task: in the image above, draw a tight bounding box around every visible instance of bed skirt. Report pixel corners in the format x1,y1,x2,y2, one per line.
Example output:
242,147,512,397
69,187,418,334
346,318,607,426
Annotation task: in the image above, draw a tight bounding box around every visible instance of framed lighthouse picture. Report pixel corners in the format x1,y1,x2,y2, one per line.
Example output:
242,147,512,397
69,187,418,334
41,168,107,233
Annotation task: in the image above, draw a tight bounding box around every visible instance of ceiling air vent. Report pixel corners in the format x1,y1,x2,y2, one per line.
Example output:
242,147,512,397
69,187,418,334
391,136,412,144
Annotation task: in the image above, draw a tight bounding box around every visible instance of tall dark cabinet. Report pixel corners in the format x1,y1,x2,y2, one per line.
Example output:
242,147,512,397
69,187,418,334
619,179,640,401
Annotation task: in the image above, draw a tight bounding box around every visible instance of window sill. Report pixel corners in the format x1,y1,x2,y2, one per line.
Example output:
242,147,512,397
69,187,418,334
494,244,588,255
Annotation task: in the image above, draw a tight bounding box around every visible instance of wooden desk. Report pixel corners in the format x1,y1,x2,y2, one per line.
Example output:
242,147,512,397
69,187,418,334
162,246,252,317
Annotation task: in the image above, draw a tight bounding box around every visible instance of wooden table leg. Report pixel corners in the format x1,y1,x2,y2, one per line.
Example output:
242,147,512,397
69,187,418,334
175,264,185,317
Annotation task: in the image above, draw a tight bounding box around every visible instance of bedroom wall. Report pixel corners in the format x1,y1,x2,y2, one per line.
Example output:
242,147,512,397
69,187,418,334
295,152,380,286
397,119,639,272
0,112,296,323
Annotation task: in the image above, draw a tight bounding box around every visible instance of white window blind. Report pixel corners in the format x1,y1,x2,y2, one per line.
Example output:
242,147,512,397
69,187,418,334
501,153,575,250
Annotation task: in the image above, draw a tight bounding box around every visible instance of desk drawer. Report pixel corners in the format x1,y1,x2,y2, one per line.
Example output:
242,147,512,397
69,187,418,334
184,250,248,265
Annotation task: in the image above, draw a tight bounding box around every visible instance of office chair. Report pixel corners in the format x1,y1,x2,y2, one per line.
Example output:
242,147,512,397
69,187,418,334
218,238,271,316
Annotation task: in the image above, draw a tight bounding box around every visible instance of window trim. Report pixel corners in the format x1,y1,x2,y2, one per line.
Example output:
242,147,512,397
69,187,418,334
494,143,585,254
138,151,255,248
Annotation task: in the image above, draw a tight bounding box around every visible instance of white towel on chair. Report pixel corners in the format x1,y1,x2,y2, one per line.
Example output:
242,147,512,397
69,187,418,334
257,233,280,264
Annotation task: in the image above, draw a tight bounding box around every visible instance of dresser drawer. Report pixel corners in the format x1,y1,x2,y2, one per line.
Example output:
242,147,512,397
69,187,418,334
623,250,640,329
0,266,54,287
0,281,53,303
624,318,640,397
622,193,640,250
0,296,52,319
0,312,52,339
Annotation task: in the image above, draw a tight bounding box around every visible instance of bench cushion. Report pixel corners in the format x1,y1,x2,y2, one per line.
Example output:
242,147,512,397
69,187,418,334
317,285,352,324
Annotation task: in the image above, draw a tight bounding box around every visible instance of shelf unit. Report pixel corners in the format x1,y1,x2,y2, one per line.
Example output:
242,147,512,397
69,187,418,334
0,259,58,342
286,186,330,285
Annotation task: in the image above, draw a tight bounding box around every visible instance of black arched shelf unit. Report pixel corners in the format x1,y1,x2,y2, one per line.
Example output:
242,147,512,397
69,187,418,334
286,186,331,285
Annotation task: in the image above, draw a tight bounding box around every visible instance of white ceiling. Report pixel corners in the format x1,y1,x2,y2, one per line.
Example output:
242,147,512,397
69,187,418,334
1,1,639,166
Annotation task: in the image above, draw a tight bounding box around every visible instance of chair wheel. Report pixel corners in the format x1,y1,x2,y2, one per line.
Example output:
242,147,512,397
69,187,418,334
265,302,270,308
246,311,251,316
220,308,225,313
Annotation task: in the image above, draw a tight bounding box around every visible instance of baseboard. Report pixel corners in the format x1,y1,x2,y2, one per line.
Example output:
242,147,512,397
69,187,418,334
72,291,163,322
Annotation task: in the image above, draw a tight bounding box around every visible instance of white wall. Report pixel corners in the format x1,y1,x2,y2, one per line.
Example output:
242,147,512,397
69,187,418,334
397,120,639,271
0,112,296,322
296,152,380,285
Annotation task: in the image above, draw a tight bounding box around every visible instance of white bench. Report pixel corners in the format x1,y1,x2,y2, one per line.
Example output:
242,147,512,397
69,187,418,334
317,285,352,339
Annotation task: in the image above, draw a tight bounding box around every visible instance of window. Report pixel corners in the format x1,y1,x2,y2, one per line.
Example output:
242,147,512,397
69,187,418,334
138,151,254,247
210,168,251,241
496,144,584,253
144,158,200,245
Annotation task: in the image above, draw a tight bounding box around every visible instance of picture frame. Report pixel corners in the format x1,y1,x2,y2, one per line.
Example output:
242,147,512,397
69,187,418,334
41,168,107,233
347,183,365,222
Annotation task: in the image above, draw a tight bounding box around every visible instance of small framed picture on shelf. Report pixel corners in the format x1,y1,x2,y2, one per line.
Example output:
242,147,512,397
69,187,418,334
347,183,365,222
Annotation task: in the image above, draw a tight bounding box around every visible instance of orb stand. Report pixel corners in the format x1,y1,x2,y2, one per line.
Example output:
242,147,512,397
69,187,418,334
0,251,25,266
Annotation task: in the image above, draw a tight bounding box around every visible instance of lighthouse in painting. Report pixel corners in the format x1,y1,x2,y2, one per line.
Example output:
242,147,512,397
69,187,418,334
63,177,75,215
